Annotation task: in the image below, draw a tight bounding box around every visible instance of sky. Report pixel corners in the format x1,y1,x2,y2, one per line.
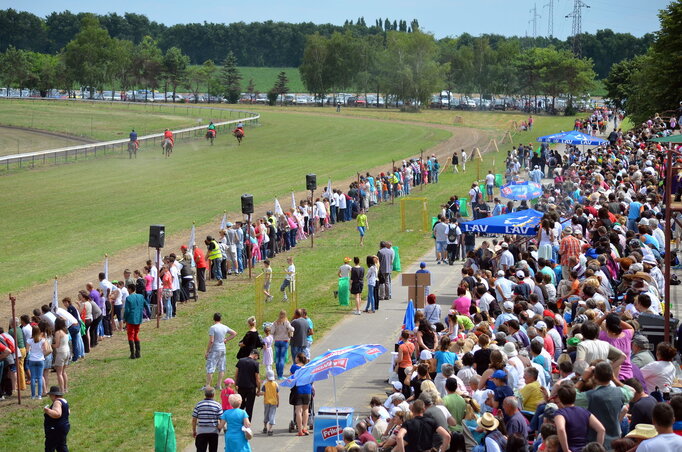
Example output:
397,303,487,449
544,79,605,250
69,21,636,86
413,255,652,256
4,0,671,40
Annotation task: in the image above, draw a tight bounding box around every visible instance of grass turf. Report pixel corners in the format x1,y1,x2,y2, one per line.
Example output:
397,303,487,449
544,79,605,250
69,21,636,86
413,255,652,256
237,66,305,94
0,109,450,295
0,111,578,450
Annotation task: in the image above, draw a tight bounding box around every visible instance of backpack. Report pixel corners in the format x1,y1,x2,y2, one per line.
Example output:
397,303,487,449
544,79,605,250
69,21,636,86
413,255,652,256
476,188,484,204
448,225,458,243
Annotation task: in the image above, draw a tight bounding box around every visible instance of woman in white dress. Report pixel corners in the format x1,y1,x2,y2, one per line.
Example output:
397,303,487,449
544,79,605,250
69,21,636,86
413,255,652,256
537,218,555,261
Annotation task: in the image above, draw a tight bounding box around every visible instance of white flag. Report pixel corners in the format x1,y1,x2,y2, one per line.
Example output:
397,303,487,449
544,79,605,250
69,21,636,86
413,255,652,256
188,224,196,249
291,191,297,210
104,255,109,280
220,212,227,230
274,198,284,216
52,277,59,312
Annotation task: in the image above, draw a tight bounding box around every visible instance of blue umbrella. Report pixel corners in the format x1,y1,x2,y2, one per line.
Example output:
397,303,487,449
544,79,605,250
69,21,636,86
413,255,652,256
500,181,543,201
281,344,388,441
281,344,388,388
536,130,608,146
403,299,415,331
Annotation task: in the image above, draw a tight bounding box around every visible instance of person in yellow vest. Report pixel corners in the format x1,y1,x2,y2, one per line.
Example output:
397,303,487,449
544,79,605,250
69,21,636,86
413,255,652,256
205,236,224,286
261,370,279,436
356,209,369,246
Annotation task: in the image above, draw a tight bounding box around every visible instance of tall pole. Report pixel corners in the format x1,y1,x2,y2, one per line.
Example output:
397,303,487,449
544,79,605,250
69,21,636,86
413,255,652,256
247,213,252,279
544,0,554,37
664,147,673,342
156,248,161,329
310,189,315,248
8,294,21,405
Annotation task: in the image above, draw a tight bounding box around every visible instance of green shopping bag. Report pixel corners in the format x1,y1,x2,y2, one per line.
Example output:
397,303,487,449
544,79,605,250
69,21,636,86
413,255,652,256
338,277,350,306
393,246,401,272
495,174,503,187
154,412,176,452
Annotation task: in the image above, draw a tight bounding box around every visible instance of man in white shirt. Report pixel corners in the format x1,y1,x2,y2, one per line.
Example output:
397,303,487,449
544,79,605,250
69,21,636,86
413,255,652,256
498,242,514,271
485,171,495,202
337,190,347,223
168,255,181,318
494,271,515,303
204,312,237,390
636,403,682,451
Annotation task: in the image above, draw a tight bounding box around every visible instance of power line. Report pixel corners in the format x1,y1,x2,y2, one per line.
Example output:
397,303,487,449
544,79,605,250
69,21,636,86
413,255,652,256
565,0,590,55
543,0,556,38
529,3,541,38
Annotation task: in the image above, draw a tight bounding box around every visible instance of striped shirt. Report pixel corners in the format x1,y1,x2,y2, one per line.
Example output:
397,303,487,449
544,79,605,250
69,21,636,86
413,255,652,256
192,399,223,435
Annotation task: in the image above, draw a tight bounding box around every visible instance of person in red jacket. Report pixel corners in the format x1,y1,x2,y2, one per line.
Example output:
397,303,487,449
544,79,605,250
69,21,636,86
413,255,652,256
163,129,174,147
193,245,208,292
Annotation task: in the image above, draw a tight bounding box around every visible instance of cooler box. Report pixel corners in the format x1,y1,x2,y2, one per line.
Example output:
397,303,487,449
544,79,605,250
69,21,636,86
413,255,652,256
459,197,469,217
313,407,354,451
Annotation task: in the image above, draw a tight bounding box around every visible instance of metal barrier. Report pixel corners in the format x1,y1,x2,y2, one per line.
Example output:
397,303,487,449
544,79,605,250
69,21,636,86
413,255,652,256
0,99,260,171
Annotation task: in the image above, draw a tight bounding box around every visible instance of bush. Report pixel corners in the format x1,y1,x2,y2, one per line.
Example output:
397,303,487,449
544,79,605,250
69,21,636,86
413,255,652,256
267,90,279,106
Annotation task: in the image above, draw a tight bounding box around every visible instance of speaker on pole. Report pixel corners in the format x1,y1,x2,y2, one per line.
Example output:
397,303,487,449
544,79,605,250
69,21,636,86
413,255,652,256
306,174,317,191
241,194,254,214
149,225,165,248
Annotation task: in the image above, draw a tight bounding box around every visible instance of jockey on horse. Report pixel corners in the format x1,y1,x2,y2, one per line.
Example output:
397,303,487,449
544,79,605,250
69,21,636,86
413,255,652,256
129,129,139,150
162,128,174,148
233,122,245,137
207,121,216,138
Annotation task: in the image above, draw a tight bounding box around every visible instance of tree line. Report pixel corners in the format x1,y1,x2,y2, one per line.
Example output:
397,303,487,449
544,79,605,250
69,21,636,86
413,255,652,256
604,1,682,124
0,8,653,78
300,30,596,113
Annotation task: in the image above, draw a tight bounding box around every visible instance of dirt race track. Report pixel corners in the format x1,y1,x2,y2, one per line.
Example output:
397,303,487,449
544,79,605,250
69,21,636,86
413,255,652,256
0,125,96,157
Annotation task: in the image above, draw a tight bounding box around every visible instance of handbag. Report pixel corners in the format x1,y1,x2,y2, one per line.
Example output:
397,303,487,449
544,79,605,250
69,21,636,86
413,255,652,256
79,319,87,336
242,426,253,441
43,339,52,357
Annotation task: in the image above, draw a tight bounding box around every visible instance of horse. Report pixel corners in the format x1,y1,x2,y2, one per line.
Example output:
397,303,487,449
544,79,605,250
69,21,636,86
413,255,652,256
127,141,138,159
233,128,244,145
162,138,173,157
205,129,216,145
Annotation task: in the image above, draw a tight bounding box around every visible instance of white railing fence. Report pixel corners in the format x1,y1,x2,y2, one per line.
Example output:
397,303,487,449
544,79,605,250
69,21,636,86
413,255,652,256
0,99,260,171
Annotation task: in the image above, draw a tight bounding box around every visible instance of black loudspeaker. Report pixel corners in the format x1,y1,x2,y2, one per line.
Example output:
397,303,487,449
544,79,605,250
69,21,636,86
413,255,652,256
241,194,254,214
149,225,165,248
306,174,317,191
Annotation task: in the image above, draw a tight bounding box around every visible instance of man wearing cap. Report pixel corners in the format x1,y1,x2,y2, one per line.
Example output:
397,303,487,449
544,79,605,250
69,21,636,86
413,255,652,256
631,335,655,370
642,255,664,296
498,242,514,272
494,301,517,332
559,227,581,281
494,270,515,305
530,165,543,184
491,370,513,410
44,385,70,452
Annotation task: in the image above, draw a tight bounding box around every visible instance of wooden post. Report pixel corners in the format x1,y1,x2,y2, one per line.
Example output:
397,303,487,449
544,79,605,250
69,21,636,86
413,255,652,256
493,139,499,153
8,294,21,405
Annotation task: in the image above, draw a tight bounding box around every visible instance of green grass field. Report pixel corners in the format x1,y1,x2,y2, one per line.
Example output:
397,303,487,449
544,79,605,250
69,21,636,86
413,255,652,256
237,66,305,93
0,102,581,450
0,127,88,157
0,146,516,452
0,100,243,142
0,108,450,295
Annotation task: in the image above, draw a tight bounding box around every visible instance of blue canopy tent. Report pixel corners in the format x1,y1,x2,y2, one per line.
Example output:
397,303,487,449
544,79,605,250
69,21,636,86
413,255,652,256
460,209,543,236
536,130,608,146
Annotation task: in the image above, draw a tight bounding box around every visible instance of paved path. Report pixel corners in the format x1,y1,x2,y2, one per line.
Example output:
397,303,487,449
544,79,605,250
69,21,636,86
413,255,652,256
184,249,464,451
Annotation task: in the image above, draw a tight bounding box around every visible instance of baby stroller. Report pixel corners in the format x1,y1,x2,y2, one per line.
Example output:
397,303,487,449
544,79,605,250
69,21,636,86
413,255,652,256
288,385,315,433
